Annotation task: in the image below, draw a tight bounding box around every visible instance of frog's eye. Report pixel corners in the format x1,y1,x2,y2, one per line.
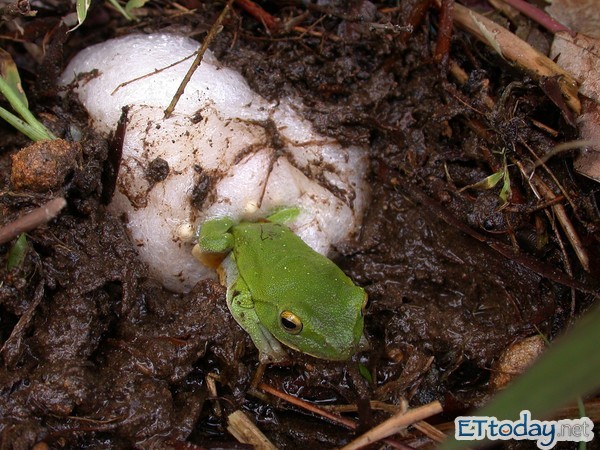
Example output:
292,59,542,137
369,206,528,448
280,311,303,334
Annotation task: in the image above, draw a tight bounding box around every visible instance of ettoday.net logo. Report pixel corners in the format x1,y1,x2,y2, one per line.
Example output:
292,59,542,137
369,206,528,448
454,410,594,449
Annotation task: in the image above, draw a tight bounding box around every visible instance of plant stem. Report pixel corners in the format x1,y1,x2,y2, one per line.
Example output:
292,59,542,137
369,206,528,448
0,106,50,141
0,77,56,140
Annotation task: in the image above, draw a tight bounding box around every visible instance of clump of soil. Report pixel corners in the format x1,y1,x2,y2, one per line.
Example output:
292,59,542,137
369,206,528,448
0,1,598,448
10,139,81,192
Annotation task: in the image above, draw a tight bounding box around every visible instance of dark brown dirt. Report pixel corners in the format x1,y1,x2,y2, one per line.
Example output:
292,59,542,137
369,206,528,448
0,1,598,449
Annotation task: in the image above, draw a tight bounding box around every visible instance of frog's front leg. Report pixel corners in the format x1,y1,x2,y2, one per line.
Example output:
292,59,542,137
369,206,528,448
192,217,236,268
220,254,288,364
197,217,236,252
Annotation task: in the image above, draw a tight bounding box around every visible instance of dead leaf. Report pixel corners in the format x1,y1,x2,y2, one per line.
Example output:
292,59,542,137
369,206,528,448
551,32,600,104
546,0,600,39
550,32,600,181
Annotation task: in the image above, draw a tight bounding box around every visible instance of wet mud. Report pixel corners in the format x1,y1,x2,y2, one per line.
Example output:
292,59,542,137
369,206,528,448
0,1,598,448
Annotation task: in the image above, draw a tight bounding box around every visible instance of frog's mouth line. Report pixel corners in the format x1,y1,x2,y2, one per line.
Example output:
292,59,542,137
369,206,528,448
271,324,359,361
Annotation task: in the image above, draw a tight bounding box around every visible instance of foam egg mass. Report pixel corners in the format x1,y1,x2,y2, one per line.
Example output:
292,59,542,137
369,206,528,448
60,33,369,292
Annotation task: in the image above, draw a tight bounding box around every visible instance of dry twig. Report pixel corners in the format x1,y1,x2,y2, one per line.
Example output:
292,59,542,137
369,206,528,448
227,410,278,450
164,0,234,117
340,401,443,450
257,383,412,449
0,197,66,245
496,0,575,35
0,280,44,366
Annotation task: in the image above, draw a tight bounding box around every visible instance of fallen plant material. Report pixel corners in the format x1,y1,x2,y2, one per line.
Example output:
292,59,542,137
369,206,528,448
341,401,443,450
497,0,575,35
549,31,600,180
258,383,418,449
0,197,66,245
490,335,546,390
227,410,277,450
545,0,600,38
0,0,598,448
451,2,581,115
234,0,279,32
433,0,455,64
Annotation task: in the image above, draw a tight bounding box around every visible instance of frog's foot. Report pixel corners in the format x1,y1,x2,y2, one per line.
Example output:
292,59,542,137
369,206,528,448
265,207,300,224
221,254,289,364
197,217,235,253
255,324,289,364
191,243,226,269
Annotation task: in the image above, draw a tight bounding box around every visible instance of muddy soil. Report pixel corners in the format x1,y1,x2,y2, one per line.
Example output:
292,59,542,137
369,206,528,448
0,1,598,448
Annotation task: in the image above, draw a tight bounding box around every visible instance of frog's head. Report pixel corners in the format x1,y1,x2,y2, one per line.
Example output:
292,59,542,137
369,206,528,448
254,285,368,360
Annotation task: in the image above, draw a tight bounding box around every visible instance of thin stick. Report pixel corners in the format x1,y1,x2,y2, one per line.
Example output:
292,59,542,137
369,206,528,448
0,280,44,366
434,0,454,64
164,0,234,118
528,170,590,272
0,197,66,245
227,410,278,450
258,383,411,449
259,382,356,429
413,420,447,443
235,0,278,31
340,401,443,450
496,0,575,36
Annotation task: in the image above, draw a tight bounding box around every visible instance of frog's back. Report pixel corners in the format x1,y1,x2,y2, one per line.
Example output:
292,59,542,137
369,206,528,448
230,221,356,301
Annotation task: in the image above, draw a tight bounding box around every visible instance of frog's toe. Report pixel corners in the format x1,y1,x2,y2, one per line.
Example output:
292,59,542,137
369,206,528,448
256,324,289,364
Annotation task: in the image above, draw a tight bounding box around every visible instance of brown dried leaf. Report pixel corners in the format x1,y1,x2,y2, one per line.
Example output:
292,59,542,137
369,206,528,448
550,32,600,180
546,0,600,38
551,32,600,104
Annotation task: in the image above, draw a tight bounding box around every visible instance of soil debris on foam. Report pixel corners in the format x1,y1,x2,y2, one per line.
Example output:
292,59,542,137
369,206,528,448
0,1,598,448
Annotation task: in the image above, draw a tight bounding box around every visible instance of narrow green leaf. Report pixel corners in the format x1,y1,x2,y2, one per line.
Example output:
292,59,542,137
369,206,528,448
71,0,92,31
499,165,512,204
358,363,373,383
0,48,28,107
439,305,600,449
125,0,149,13
0,106,51,141
470,11,504,59
459,170,504,192
0,67,56,141
107,0,135,20
7,234,28,271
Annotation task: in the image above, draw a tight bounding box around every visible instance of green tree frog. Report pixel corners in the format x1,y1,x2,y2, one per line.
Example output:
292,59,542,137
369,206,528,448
192,209,367,363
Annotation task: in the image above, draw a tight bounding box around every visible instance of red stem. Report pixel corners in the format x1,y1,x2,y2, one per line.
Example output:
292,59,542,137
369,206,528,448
498,0,576,36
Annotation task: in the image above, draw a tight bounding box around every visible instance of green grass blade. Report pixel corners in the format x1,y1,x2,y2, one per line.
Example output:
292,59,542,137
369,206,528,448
0,105,51,141
125,0,149,14
7,234,28,271
0,48,28,107
107,0,135,20
70,0,92,31
0,57,56,141
499,165,511,204
439,304,600,449
458,170,503,192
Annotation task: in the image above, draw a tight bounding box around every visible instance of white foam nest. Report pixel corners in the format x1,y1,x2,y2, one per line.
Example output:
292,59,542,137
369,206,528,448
61,33,370,292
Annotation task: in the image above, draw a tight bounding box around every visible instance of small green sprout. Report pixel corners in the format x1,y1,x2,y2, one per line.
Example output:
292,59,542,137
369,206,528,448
358,362,373,383
72,0,150,30
0,49,56,141
6,234,28,271
459,149,512,206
